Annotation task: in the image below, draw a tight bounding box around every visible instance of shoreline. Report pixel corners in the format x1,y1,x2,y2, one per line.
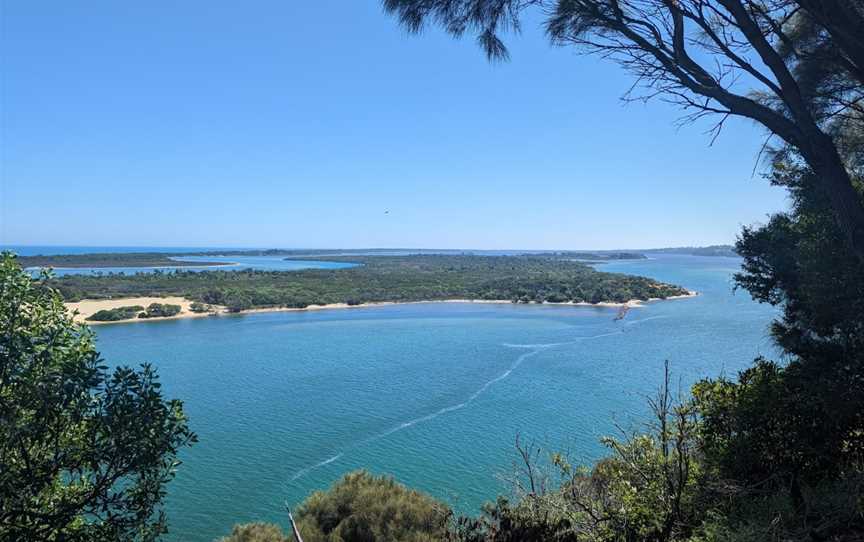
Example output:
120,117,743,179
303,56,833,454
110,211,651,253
66,291,698,326
27,261,239,272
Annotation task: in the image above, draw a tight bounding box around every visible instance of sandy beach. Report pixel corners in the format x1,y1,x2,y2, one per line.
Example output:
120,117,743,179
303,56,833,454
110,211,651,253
65,292,698,326
65,296,219,324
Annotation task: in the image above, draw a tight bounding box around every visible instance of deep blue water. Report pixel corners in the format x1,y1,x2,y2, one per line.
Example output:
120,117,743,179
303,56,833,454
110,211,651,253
88,254,777,541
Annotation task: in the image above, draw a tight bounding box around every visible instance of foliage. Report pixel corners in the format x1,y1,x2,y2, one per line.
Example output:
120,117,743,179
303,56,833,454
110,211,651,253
139,303,182,318
377,3,864,536
690,159,864,503
47,255,689,310
447,365,707,542
448,496,579,542
0,253,196,541
189,301,212,313
293,470,450,542
218,522,289,542
383,0,864,262
220,291,254,313
87,304,145,321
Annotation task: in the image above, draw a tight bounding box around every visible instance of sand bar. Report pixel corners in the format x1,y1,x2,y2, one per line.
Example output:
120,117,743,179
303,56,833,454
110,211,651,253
65,291,697,326
65,296,218,324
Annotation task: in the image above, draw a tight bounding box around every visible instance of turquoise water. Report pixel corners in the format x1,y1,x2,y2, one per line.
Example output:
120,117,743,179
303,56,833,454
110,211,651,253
91,254,778,541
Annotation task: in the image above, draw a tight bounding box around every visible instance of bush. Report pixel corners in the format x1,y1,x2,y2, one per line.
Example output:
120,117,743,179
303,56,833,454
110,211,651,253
189,301,212,313
138,303,182,318
218,522,289,542
293,470,450,542
86,304,145,321
224,292,253,312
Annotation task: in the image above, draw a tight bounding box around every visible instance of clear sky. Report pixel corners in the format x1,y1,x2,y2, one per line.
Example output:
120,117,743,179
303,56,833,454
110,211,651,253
1,1,787,250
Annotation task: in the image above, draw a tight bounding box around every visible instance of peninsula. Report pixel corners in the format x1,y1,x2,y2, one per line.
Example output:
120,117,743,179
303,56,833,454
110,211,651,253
27,254,696,324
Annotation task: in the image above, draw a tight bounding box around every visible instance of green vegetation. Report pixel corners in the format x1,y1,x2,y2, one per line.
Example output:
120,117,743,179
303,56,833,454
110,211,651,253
271,2,864,540
19,252,226,269
46,255,689,310
225,471,449,542
139,303,182,318
189,301,213,313
218,523,290,542
8,2,864,539
86,304,145,321
84,303,183,322
294,470,450,542
0,254,196,541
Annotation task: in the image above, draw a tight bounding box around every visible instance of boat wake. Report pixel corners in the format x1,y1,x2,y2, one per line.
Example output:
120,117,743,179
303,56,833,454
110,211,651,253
287,347,545,483
289,453,345,481
287,324,654,484
503,330,624,350
623,315,669,326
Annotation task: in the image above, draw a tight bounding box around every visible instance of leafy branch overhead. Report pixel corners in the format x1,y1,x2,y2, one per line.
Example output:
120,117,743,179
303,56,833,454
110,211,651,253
384,0,864,262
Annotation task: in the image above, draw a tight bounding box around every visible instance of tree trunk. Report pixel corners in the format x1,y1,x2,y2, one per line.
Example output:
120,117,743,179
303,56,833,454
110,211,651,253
802,134,864,266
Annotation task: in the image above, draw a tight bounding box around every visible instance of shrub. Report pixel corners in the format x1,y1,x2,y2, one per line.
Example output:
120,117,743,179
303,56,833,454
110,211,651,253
189,301,212,313
86,304,145,321
293,470,450,542
138,303,182,318
218,522,289,542
223,292,254,312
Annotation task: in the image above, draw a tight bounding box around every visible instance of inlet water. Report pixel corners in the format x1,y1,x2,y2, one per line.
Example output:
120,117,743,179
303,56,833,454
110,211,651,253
91,254,778,541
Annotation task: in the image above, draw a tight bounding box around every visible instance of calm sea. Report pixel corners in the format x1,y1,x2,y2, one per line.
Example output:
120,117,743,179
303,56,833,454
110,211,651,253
81,253,779,541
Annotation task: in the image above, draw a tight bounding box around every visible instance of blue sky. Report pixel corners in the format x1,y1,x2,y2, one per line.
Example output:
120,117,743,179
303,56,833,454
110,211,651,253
1,1,787,250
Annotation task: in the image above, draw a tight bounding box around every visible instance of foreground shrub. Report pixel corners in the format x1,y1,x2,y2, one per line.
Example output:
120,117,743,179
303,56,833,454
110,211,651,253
218,522,289,542
293,470,450,542
0,254,196,541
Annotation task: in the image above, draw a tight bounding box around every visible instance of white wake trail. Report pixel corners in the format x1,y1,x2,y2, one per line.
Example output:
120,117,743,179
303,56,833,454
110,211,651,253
289,453,345,481
289,321,656,483
623,315,669,326
287,347,545,483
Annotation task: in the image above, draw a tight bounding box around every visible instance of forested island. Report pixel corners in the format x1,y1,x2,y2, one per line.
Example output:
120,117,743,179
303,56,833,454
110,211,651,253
43,254,690,313
20,248,648,270
18,252,227,268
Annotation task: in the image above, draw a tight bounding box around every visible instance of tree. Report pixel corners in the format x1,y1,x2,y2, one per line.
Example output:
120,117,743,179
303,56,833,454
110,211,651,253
223,291,254,313
692,155,864,510
382,0,864,262
0,253,196,541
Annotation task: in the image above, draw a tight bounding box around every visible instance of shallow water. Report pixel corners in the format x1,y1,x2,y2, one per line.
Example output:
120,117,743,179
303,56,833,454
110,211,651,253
90,254,778,541
23,254,357,276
